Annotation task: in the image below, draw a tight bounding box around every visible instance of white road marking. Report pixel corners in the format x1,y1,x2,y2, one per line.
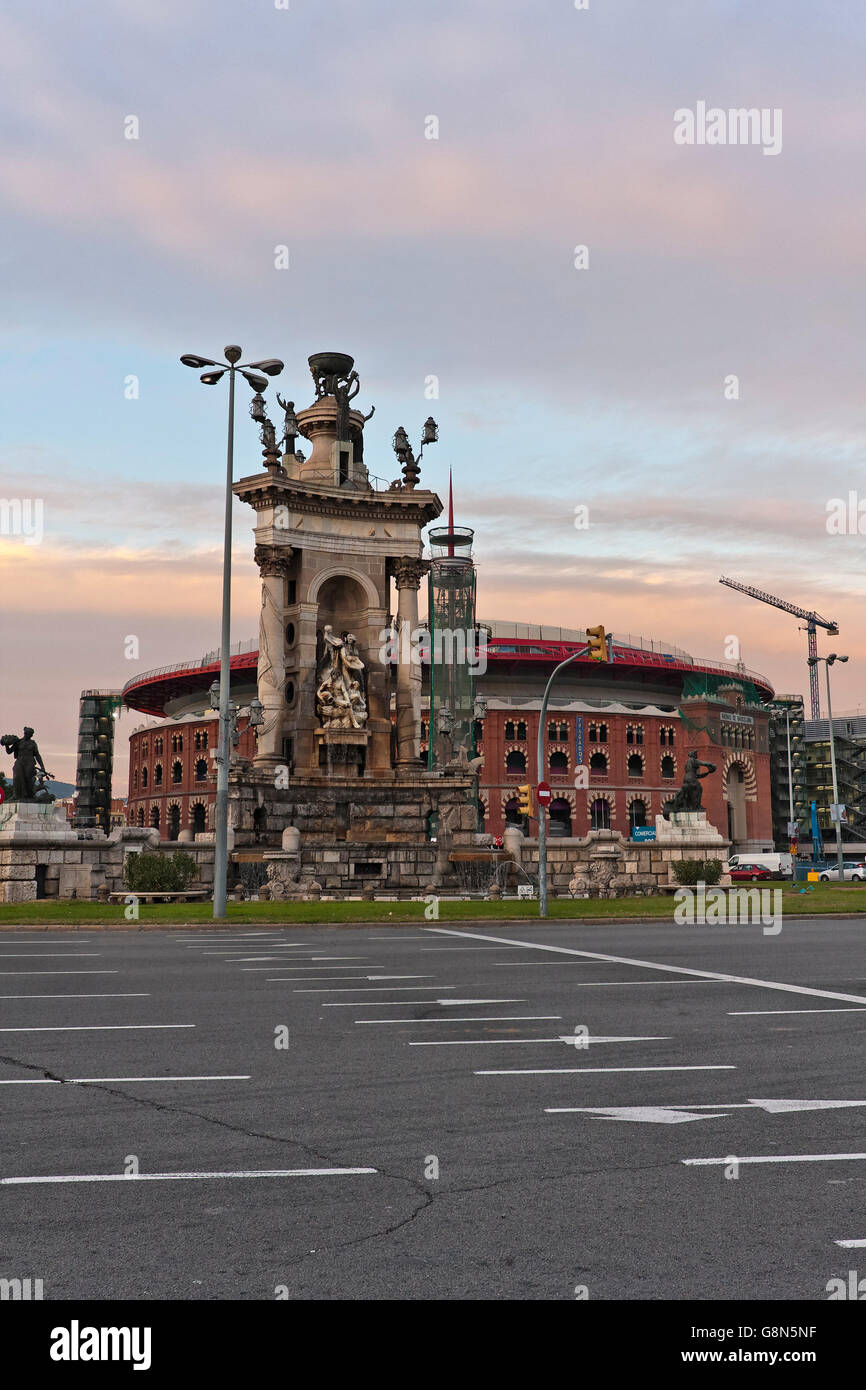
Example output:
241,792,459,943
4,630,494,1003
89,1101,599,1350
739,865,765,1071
477,1065,736,1076
240,964,370,971
0,1024,195,1034
836,1239,866,1248
410,1034,669,1047
683,1153,866,1167
0,1167,378,1185
0,953,102,958
296,985,447,994
273,973,430,984
354,1015,562,1025
0,1075,250,1085
0,993,150,1000
547,1106,728,1123
323,993,459,1006
420,946,530,952
729,1008,866,1016
441,998,526,1005
0,971,118,976
427,927,866,1005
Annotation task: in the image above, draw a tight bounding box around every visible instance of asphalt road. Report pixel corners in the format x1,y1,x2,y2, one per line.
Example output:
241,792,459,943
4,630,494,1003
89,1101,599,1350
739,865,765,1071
1,917,865,1301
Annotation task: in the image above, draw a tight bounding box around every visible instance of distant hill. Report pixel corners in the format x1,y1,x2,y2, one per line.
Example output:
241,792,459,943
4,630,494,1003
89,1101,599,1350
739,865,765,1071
48,781,75,798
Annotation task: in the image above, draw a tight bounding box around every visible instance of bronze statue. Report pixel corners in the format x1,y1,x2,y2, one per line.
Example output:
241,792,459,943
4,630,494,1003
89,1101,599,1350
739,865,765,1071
666,749,716,816
1,727,53,802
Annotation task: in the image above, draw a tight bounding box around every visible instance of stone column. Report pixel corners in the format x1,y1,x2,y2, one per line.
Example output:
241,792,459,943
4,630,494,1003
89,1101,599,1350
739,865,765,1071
393,558,428,767
253,544,293,766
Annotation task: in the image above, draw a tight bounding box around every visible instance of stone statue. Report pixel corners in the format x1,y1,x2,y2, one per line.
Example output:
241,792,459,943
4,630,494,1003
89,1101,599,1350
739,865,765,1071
316,626,368,730
667,749,717,816
0,728,53,802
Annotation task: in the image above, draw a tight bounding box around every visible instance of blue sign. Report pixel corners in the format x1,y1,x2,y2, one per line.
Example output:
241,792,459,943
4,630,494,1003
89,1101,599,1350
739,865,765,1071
632,826,656,842
575,716,584,766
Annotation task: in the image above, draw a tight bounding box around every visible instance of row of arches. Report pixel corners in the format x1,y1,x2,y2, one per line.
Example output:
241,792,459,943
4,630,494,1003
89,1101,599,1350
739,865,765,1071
129,802,270,842
503,749,677,779
134,760,210,790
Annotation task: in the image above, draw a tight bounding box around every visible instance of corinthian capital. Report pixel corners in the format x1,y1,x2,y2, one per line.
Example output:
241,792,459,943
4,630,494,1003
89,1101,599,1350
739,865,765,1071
254,543,293,577
393,556,429,590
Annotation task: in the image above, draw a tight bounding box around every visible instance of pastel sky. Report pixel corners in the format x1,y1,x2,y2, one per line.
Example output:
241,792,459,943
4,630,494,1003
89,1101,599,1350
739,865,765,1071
1,0,865,787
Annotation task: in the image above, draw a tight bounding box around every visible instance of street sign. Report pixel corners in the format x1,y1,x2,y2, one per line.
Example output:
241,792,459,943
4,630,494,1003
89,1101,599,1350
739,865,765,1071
536,782,552,807
830,803,847,823
632,825,656,842
0,786,4,805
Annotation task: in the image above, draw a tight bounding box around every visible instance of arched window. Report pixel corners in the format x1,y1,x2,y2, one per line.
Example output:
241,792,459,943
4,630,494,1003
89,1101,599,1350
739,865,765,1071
194,759,208,782
589,751,608,778
154,737,163,756
137,807,144,827
590,798,610,830
253,806,267,842
599,723,608,742
133,768,138,789
504,797,522,827
506,749,527,774
192,803,207,834
548,722,558,741
549,750,568,774
627,753,643,778
172,761,183,784
149,805,160,830
629,799,647,831
558,723,568,741
516,721,526,741
168,804,180,841
154,764,163,787
588,723,598,742
201,730,208,749
504,720,515,740
549,798,572,836
141,766,148,789
141,740,148,758
661,755,675,779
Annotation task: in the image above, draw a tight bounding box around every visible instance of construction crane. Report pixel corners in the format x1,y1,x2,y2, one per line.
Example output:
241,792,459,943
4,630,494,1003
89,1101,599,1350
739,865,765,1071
719,577,838,719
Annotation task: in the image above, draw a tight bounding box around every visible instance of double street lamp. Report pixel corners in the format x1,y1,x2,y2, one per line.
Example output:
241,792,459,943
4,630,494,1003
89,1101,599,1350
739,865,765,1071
181,347,283,917
807,652,849,880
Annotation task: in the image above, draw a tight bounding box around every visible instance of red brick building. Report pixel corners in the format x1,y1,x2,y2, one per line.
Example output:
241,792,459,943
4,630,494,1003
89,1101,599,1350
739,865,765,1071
122,624,775,852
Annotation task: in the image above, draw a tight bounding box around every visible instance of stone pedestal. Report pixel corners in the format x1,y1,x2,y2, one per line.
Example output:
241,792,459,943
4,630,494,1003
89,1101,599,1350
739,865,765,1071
654,811,726,846
0,801,79,843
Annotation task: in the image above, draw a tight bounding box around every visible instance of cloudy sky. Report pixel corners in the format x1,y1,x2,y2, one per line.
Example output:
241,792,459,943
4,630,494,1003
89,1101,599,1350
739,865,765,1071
1,0,864,786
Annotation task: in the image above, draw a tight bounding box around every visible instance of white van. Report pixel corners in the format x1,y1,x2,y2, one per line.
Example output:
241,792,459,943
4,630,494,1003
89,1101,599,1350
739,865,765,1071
726,852,793,878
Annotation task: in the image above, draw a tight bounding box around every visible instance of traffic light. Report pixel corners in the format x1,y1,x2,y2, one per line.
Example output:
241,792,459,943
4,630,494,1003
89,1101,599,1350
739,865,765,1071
586,625,607,661
517,784,533,817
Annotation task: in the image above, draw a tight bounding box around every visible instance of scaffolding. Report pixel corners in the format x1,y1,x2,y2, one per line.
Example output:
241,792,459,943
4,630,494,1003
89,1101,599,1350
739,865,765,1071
427,525,477,773
75,689,122,833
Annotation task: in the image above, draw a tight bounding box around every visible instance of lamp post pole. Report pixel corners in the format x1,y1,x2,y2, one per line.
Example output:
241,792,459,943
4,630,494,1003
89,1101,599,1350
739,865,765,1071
823,661,845,881
180,346,283,919
537,646,589,917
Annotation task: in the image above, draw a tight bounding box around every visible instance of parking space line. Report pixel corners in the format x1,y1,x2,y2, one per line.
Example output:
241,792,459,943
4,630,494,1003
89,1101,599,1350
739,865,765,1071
0,1024,195,1034
1,1167,378,1185
0,993,150,1000
683,1153,866,1167
729,1007,866,1016
354,1015,562,1025
836,1239,866,1248
476,1065,736,1076
410,1034,670,1047
0,971,118,976
0,1075,250,1085
427,928,866,1005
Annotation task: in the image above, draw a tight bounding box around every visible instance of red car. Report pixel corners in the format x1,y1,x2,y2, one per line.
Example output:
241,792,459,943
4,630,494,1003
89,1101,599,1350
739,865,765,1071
729,863,774,882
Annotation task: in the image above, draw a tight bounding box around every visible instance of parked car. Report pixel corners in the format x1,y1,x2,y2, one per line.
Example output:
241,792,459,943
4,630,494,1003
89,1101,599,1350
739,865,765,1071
818,861,866,882
726,852,792,878
729,863,775,882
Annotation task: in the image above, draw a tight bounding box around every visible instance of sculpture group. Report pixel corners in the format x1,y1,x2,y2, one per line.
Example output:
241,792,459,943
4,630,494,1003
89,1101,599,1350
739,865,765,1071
316,627,368,730
667,749,717,815
0,728,54,802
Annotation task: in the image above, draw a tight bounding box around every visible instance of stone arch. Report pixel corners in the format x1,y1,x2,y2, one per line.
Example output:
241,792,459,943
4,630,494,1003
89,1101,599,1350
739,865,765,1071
308,565,380,611
626,750,645,777
723,754,757,802
586,790,615,818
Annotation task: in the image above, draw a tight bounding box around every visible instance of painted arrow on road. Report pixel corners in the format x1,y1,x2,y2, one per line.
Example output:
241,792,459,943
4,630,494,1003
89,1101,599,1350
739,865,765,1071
546,1099,866,1122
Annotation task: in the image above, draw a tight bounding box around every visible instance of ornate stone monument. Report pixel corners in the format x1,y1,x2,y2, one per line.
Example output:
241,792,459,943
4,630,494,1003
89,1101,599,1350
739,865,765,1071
230,352,480,894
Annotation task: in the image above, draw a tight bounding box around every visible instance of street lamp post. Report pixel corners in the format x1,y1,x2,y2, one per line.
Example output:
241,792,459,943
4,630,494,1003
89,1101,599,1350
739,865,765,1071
182,347,283,917
537,646,589,917
808,653,849,880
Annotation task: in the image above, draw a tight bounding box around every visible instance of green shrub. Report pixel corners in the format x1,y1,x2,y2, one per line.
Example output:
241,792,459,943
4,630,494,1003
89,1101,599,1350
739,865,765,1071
124,851,197,893
672,858,723,886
